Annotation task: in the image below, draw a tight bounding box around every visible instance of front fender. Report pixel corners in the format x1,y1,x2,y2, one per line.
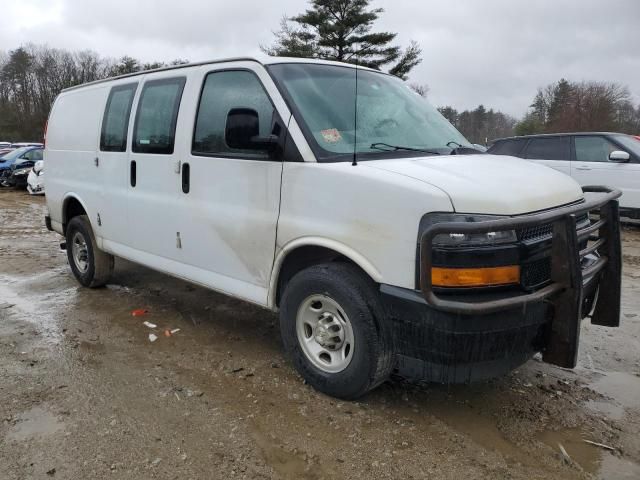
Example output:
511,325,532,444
268,236,383,309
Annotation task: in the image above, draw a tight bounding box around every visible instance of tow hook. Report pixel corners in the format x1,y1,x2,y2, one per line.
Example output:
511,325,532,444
60,242,67,251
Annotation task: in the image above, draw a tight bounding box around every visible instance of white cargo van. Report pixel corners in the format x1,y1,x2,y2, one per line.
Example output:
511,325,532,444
45,57,623,398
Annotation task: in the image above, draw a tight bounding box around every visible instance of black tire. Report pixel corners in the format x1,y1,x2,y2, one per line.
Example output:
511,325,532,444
65,215,114,288
280,263,393,399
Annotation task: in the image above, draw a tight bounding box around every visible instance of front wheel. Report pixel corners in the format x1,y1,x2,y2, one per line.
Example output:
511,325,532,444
65,215,114,288
280,263,393,399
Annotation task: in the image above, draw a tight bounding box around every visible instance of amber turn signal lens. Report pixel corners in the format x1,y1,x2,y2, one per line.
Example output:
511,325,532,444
432,265,520,288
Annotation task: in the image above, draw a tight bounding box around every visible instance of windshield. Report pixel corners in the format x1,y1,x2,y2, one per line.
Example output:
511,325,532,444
0,147,30,161
613,134,640,157
268,63,471,162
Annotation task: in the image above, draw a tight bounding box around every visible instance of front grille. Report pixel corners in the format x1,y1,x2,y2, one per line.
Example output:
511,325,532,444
522,257,552,290
519,224,553,242
518,213,589,243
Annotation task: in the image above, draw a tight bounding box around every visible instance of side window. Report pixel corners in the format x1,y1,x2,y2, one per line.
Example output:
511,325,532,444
100,83,137,152
489,139,526,157
32,149,43,161
574,136,618,162
524,137,570,160
133,77,186,155
193,70,275,159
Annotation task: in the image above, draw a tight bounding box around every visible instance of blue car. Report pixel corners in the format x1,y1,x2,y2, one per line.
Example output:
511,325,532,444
0,147,44,185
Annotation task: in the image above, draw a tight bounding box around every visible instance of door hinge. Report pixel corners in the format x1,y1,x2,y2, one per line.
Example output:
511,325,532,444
97,213,102,226
94,157,99,167
176,232,182,249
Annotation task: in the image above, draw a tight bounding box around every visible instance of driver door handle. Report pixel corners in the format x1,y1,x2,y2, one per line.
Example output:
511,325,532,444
575,166,591,171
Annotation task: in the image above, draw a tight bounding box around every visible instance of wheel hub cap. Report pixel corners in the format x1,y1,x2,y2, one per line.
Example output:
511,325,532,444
296,295,354,374
71,231,89,273
313,312,345,349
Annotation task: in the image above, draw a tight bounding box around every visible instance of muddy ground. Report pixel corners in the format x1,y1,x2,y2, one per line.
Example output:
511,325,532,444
0,189,639,480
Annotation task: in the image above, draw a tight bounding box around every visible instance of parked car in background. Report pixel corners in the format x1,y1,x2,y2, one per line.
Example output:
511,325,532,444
3,149,44,188
0,146,44,185
11,142,44,148
0,141,12,148
488,133,640,218
27,160,45,195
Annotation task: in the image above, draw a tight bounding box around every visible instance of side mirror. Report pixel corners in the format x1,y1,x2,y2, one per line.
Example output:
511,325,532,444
34,160,44,174
609,150,630,162
225,108,276,151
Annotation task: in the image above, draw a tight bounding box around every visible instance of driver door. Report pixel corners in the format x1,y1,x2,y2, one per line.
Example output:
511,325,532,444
173,63,289,305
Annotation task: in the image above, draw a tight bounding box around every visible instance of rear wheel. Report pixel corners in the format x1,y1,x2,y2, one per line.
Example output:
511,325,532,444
280,263,393,399
66,215,114,287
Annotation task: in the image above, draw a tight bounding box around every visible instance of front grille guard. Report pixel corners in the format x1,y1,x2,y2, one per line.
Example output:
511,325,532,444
419,186,622,368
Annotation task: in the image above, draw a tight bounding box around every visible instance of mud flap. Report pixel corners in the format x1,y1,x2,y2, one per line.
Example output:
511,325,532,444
590,201,621,328
543,215,582,368
543,201,622,368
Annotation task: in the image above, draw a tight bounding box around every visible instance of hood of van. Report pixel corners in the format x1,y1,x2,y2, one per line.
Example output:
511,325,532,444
364,154,584,215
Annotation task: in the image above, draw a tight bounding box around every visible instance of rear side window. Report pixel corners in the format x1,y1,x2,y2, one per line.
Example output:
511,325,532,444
574,136,618,162
192,70,275,159
133,77,186,155
524,137,570,160
488,139,526,156
100,83,137,152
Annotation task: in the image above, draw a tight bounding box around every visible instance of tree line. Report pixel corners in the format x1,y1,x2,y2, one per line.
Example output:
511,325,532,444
1,0,638,144
0,44,185,141
437,105,517,145
515,79,640,136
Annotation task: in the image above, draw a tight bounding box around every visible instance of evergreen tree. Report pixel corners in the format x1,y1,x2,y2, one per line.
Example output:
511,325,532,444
262,0,422,79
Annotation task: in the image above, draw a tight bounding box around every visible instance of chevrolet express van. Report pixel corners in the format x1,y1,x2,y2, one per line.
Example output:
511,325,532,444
45,57,622,399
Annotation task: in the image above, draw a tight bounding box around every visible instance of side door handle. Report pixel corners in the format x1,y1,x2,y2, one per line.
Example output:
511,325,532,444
181,162,190,194
575,165,591,171
130,160,136,187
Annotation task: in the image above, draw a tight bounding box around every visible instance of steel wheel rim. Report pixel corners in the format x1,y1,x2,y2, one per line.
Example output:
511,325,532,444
296,294,354,373
71,231,89,273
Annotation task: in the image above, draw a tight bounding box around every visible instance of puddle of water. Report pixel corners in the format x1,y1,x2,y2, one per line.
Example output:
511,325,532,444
599,454,640,480
428,401,536,468
537,427,640,479
0,271,78,342
590,372,640,411
585,399,625,420
7,406,64,441
537,428,599,474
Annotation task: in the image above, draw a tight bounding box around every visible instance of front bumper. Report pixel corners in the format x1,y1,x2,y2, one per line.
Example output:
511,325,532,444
381,186,622,382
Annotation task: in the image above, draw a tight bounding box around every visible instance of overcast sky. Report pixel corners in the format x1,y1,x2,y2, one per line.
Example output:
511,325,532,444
2,0,639,118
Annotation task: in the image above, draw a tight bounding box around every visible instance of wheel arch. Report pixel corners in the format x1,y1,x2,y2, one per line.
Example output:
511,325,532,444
269,237,383,309
61,193,89,235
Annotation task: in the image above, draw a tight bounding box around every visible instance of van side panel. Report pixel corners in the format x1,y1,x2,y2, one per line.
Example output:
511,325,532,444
46,86,109,233
275,162,453,299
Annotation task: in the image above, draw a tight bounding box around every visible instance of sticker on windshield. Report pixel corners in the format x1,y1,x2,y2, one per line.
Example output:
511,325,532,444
320,128,342,144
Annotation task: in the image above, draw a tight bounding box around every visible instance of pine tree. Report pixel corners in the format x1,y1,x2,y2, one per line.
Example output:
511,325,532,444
262,0,422,79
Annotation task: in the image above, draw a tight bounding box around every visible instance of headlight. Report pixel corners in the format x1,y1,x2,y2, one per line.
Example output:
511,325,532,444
429,214,517,247
14,167,31,175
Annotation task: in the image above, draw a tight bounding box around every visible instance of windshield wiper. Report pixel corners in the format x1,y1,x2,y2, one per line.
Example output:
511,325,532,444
446,140,485,155
369,143,441,155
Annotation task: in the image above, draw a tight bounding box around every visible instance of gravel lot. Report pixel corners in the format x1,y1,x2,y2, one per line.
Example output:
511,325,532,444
1,189,639,479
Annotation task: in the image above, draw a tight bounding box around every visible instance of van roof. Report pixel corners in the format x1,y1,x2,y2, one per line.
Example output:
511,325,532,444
61,56,379,93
